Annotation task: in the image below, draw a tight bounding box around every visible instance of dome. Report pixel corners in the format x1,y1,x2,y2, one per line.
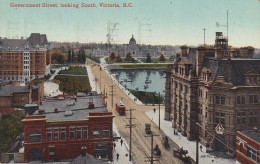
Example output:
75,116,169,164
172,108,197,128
129,35,136,45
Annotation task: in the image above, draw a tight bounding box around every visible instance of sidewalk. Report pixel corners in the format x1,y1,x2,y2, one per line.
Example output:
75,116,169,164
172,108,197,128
146,109,236,164
86,66,101,94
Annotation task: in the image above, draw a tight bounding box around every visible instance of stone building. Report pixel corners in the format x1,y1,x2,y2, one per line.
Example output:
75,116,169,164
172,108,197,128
0,33,51,83
164,32,260,153
0,82,44,114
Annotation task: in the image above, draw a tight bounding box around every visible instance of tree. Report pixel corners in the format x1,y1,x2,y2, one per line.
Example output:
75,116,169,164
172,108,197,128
78,47,86,64
72,50,75,63
68,49,71,63
109,52,116,61
169,54,176,62
115,54,122,63
125,53,134,62
158,54,165,62
52,52,64,64
146,54,151,63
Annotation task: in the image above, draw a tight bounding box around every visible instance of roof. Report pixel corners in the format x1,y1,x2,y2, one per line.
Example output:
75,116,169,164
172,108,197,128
0,33,48,51
203,57,260,85
38,95,108,121
0,86,30,96
240,130,260,143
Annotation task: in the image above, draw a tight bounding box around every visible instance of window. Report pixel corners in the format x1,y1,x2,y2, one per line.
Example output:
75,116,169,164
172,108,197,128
221,96,225,104
237,112,246,124
215,112,225,125
61,128,66,140
102,126,110,138
237,96,246,104
21,95,24,101
54,129,59,140
205,91,208,99
47,129,52,141
216,96,220,104
247,146,257,162
77,128,82,139
93,127,100,138
83,127,88,139
70,128,75,139
249,112,258,124
29,130,42,142
250,95,258,104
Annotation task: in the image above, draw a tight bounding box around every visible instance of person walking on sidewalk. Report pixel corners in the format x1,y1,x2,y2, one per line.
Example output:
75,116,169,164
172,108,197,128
113,142,116,149
116,153,119,160
120,139,123,146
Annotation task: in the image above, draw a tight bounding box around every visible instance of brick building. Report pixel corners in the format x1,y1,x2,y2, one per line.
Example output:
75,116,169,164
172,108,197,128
0,83,44,114
236,130,260,164
23,94,114,162
164,32,260,154
0,33,51,83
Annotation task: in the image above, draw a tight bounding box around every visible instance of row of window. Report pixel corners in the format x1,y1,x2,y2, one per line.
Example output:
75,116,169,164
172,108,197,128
46,126,110,141
247,146,258,162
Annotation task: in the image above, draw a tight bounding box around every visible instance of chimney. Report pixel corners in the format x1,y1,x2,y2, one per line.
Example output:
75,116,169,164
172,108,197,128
180,45,188,57
196,46,206,76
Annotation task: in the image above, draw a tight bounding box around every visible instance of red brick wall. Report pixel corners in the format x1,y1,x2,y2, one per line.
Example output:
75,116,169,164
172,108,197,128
23,112,114,162
236,131,260,164
13,92,32,107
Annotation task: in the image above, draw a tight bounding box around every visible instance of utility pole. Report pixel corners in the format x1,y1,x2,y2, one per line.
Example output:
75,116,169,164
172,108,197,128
145,133,159,164
125,109,136,161
109,85,115,108
196,123,199,164
203,28,206,46
159,92,161,130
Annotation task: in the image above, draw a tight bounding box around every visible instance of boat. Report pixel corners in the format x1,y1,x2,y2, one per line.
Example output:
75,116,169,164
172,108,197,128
145,79,152,84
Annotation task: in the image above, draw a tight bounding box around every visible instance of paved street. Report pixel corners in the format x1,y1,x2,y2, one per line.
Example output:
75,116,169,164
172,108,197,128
86,59,186,164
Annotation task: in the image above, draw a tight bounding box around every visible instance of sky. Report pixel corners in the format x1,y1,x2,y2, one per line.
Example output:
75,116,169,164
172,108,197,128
0,0,260,47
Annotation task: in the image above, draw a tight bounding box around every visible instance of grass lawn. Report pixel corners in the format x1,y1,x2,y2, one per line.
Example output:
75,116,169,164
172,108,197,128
51,64,69,69
54,75,91,94
130,90,164,104
119,63,168,68
0,110,24,154
58,66,87,75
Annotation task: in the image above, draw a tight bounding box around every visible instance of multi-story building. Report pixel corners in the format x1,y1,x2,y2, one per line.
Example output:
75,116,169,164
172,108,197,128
0,82,44,115
164,32,260,154
0,33,51,83
23,94,114,162
236,130,260,164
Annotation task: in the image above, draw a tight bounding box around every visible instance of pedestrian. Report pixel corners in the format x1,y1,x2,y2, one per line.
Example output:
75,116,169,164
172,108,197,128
116,153,119,160
113,142,116,149
153,108,156,113
173,129,176,135
200,145,203,152
120,139,123,146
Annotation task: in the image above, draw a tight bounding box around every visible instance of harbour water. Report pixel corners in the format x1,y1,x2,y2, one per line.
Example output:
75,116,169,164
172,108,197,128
110,69,166,96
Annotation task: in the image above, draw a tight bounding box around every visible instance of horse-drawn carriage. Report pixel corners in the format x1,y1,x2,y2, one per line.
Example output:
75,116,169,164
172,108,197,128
162,135,170,149
153,144,161,156
145,123,152,134
173,147,190,162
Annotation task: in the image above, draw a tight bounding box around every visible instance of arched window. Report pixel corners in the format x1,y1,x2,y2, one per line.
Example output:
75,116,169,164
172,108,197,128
102,126,110,138
29,130,42,142
93,127,100,138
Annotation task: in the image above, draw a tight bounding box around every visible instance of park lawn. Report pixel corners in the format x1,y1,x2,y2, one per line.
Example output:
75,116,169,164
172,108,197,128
130,90,164,104
0,110,24,154
119,63,168,68
58,66,87,75
51,64,69,69
54,75,91,94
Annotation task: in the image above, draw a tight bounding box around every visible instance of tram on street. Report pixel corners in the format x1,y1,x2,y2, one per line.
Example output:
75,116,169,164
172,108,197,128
116,101,126,115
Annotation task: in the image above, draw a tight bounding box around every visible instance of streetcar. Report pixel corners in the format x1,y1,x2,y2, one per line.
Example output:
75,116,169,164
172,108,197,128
116,101,126,115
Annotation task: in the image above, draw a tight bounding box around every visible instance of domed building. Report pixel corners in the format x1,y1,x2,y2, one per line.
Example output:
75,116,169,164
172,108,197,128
129,34,137,45
127,35,139,57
